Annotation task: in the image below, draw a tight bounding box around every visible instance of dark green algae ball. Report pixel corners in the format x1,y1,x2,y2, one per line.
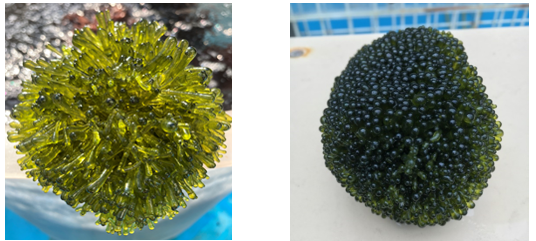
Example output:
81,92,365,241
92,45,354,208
319,26,503,227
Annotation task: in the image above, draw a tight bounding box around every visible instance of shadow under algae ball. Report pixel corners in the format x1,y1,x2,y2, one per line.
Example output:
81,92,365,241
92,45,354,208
7,10,231,235
319,26,503,227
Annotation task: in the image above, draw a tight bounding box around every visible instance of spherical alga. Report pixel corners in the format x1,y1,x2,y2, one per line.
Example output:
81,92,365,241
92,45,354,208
8,10,231,235
320,26,502,227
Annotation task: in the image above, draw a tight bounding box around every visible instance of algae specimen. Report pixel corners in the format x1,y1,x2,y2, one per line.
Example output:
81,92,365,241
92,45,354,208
320,26,502,226
8,10,231,235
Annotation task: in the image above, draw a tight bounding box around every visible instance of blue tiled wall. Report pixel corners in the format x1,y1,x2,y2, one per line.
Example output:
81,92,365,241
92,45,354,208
291,3,529,37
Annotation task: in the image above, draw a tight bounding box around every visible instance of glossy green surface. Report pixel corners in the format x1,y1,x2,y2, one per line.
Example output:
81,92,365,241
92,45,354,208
8,10,231,235
320,26,502,227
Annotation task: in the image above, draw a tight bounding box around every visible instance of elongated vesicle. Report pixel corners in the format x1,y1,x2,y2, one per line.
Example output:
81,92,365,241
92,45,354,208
86,168,111,193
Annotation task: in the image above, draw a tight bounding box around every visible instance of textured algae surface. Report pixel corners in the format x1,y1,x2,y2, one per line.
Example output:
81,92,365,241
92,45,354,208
8,10,231,235
320,26,502,227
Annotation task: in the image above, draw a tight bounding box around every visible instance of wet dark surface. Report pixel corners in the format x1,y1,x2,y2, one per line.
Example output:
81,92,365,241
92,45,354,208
5,3,232,111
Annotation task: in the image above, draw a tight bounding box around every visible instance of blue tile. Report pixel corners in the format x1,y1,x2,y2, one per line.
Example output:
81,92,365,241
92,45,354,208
503,10,514,20
405,16,414,25
479,24,493,28
290,3,300,15
524,22,529,26
349,3,373,10
297,21,305,32
481,11,495,20
330,19,348,29
501,23,511,27
396,16,401,25
300,3,317,14
514,22,521,26
353,18,371,28
307,20,321,31
438,13,452,23
322,3,345,12
379,16,393,26
458,12,475,21
417,15,427,24
517,9,525,19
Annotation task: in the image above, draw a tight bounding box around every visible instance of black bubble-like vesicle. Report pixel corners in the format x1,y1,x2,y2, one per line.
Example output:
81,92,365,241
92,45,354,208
319,26,503,227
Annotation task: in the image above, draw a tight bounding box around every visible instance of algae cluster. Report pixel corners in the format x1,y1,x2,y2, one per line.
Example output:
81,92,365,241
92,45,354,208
8,10,231,235
320,26,502,226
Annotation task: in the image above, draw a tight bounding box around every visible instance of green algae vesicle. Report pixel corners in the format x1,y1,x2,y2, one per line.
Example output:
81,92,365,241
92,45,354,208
319,26,502,227
8,10,231,235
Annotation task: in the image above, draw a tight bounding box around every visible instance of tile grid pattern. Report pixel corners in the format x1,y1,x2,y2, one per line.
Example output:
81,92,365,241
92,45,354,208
290,3,529,37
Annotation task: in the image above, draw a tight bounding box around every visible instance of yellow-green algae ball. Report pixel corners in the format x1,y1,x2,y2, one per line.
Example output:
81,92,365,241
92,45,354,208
7,10,231,235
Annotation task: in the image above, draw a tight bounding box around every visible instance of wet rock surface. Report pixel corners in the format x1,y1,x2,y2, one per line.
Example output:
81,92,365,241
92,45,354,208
5,3,232,111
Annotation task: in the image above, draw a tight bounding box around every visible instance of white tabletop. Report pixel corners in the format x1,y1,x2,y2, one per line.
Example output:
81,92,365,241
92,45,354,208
290,27,528,241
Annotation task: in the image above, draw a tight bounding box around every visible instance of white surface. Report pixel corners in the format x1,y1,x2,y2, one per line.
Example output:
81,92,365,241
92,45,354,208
290,27,528,241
